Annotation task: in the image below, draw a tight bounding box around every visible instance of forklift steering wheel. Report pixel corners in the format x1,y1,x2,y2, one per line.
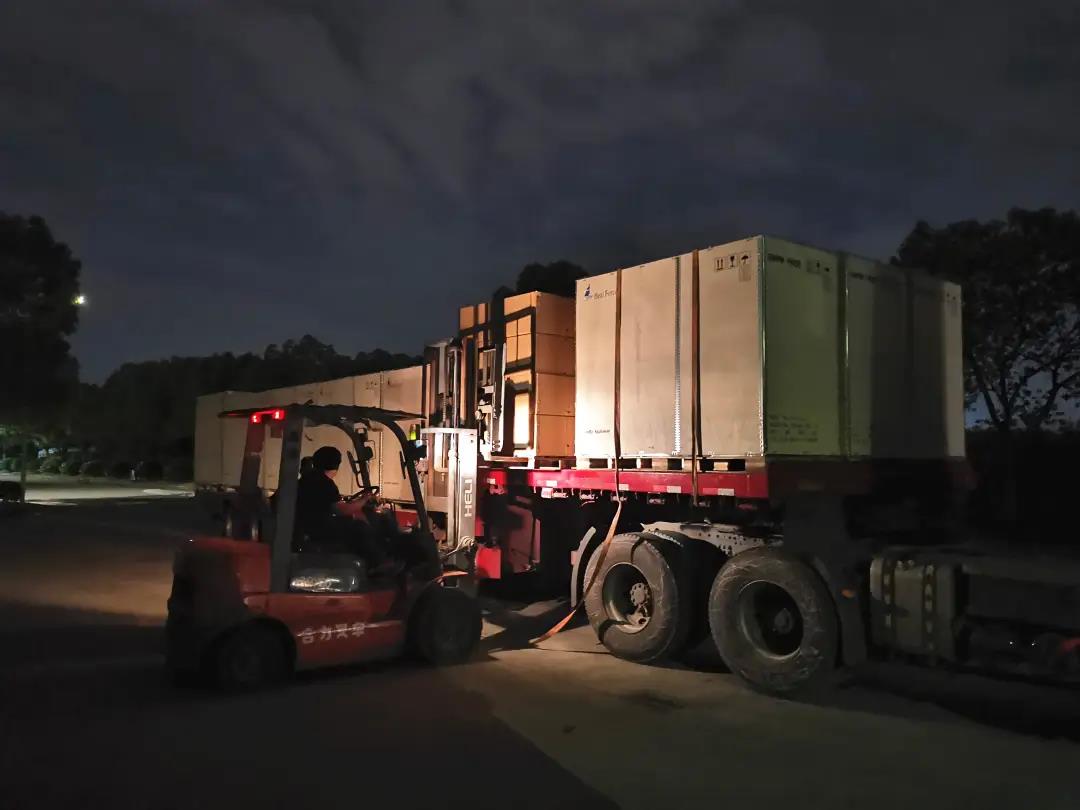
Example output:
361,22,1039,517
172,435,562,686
344,486,379,502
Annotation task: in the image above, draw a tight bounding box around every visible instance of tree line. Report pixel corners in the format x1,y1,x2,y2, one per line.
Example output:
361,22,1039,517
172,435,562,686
3,207,1079,534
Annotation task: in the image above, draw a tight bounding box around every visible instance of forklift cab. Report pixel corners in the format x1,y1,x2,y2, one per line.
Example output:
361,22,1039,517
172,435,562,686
168,404,481,688
221,404,441,591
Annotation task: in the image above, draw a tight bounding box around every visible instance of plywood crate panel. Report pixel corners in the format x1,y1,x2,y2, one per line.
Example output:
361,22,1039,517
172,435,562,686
575,234,964,462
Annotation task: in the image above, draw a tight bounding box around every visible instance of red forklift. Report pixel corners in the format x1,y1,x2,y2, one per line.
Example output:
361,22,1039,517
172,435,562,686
166,404,482,689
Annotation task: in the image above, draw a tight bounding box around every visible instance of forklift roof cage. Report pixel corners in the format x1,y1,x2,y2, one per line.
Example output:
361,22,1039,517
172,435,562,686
219,403,431,592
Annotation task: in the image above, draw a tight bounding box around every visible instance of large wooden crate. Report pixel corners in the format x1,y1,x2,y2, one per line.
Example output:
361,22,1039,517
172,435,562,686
575,235,964,463
458,291,575,460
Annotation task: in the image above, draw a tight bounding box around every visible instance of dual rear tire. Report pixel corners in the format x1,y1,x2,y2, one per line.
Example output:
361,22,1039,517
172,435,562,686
583,533,692,663
584,536,838,695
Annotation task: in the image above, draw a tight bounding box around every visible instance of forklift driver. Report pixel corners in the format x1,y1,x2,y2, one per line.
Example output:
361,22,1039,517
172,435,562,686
295,446,386,567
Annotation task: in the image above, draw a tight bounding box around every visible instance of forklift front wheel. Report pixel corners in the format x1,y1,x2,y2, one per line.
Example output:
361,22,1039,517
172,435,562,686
214,624,287,691
412,587,482,665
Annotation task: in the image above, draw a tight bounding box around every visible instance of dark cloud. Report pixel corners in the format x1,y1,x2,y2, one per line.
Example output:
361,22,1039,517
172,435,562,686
1,0,1076,380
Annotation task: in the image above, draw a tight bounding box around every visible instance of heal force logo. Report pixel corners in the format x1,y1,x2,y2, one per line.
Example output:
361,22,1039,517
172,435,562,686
582,283,614,301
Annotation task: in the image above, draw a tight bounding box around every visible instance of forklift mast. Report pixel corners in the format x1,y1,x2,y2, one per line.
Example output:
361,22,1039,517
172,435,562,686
421,428,478,571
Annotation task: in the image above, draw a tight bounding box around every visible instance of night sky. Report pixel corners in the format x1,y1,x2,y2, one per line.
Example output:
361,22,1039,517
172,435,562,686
2,1,1077,382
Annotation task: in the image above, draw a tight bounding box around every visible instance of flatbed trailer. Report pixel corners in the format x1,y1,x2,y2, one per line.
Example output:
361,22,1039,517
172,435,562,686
424,235,1078,695
456,452,1080,695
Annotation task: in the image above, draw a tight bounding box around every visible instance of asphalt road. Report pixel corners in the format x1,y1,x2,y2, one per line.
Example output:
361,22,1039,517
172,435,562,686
2,478,1079,809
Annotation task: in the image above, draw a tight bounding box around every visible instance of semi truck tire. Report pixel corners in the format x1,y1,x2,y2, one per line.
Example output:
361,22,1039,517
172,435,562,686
709,548,837,696
584,533,691,663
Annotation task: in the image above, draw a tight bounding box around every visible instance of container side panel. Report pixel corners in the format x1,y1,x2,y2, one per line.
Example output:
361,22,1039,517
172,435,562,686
377,419,420,502
380,366,423,413
316,376,355,407
761,237,841,455
259,385,318,490
620,258,678,455
944,282,965,457
698,238,764,457
354,373,381,407
375,366,423,502
910,275,946,458
221,391,260,488
575,271,619,457
676,253,694,456
194,392,227,486
845,257,910,457
910,276,964,458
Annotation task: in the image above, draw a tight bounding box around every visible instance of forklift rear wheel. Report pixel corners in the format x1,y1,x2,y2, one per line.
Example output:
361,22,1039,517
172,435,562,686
583,533,692,663
214,625,287,691
412,587,482,665
708,548,837,696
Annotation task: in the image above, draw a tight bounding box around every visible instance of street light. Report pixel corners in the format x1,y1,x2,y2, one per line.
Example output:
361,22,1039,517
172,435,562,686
73,294,87,306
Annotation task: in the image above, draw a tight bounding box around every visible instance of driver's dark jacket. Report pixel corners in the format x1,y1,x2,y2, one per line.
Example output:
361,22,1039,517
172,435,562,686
294,470,341,540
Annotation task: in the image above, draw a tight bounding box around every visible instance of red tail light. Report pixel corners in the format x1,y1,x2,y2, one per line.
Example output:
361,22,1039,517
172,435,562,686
250,409,286,424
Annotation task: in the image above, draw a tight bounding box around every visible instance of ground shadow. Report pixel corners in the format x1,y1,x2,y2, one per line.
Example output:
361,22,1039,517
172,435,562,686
0,599,619,810
474,595,1080,743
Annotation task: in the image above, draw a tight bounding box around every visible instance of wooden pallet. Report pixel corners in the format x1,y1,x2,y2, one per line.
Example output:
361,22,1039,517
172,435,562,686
575,456,750,472
490,454,573,470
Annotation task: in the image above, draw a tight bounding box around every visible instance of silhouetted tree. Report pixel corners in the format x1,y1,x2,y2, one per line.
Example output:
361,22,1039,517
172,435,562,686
515,260,586,297
0,213,82,482
895,208,1080,523
895,208,1080,433
68,338,419,462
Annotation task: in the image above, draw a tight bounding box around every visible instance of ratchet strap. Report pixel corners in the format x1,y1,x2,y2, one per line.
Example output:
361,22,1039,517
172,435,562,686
530,499,623,644
534,273,624,644
436,570,469,583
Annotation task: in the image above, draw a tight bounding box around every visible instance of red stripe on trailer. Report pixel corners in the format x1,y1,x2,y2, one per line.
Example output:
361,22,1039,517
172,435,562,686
509,467,769,499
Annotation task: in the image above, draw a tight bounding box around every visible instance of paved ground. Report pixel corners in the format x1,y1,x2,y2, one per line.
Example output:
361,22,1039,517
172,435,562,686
2,478,1079,809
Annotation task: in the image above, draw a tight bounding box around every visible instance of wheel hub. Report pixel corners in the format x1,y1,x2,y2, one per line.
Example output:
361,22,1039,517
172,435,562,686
737,581,804,658
602,563,653,633
772,608,795,635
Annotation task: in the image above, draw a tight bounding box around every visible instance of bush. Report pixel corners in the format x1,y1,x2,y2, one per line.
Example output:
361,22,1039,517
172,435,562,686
108,461,133,479
60,459,82,476
0,458,11,473
163,458,194,482
134,459,164,480
39,456,63,474
80,460,106,477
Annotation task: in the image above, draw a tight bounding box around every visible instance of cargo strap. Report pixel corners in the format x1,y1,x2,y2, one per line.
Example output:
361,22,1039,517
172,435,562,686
530,499,623,644
690,249,701,505
436,570,469,584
